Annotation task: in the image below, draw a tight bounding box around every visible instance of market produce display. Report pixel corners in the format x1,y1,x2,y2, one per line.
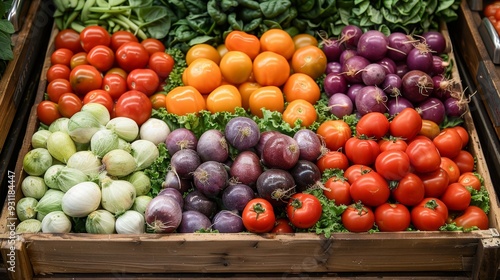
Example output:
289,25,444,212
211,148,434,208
15,0,491,237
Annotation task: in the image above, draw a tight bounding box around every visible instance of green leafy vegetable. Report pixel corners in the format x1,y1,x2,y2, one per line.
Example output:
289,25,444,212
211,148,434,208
0,0,14,78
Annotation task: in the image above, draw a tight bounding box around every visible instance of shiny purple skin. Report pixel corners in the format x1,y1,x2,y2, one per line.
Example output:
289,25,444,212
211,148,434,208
328,93,354,118
158,187,184,209
346,84,364,104
421,31,446,54
322,39,344,62
406,47,433,73
184,190,217,218
361,63,387,86
212,210,244,233
178,210,211,233
416,97,445,125
355,86,388,115
326,62,343,75
381,73,402,96
193,161,228,198
255,130,280,157
145,196,182,233
229,151,262,188
170,148,201,179
324,72,348,97
256,169,295,208
340,25,363,48
339,49,358,65
357,30,389,61
430,56,446,76
162,170,193,194
432,75,453,100
342,55,370,84
387,32,414,61
261,133,300,170
196,129,229,163
224,117,260,151
444,97,467,117
165,128,198,156
377,57,397,75
293,129,323,162
387,97,414,116
396,62,409,78
222,183,255,212
290,160,322,192
401,70,434,103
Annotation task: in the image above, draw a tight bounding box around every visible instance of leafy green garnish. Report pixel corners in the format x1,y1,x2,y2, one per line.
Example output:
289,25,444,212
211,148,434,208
305,188,347,237
0,0,14,78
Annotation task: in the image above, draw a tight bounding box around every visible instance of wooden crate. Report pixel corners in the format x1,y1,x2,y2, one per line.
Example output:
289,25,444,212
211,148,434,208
0,0,46,152
0,20,499,280
456,0,500,140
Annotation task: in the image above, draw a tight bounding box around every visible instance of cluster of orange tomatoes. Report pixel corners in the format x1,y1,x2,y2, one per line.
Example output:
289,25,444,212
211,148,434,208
166,29,327,128
38,26,174,126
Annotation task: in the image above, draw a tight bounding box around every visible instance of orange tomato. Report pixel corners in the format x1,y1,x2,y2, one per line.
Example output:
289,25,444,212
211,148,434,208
70,52,89,69
248,86,284,118
206,85,242,113
183,58,222,94
150,92,167,109
282,99,317,128
238,82,261,110
259,29,295,60
252,51,290,87
165,86,206,116
219,51,253,85
225,30,260,60
217,44,228,58
293,33,318,49
419,119,441,140
282,73,321,104
291,45,327,80
186,44,221,65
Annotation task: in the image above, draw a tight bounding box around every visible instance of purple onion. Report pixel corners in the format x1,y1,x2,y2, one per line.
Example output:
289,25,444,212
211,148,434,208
322,39,344,62
342,55,370,84
444,97,468,117
387,97,414,116
340,25,363,48
355,86,388,115
421,31,447,54
328,93,354,118
396,63,409,78
324,72,348,96
432,75,454,100
377,57,397,75
339,49,358,65
430,56,448,76
381,73,402,96
212,210,244,233
361,63,387,86
406,45,433,73
347,84,364,104
416,97,446,125
326,61,343,74
387,32,415,61
357,30,389,61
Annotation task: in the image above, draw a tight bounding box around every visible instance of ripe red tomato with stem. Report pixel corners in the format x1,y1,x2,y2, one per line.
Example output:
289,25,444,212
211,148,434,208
342,202,375,232
79,25,111,52
440,157,461,183
458,172,482,191
83,89,114,114
271,218,294,233
418,168,450,198
439,182,471,211
102,73,127,100
286,193,322,229
242,198,276,233
55,29,84,53
344,136,380,166
316,120,352,151
344,164,373,185
148,52,175,80
389,108,422,141
356,112,390,139
374,203,411,232
114,90,152,126
411,198,448,231
391,173,425,206
378,137,408,152
316,151,349,172
375,150,411,181
349,171,390,207
58,92,82,118
87,45,115,72
127,69,160,96
323,175,352,206
452,206,489,230
405,136,441,173
37,100,62,125
69,65,103,96
433,128,463,159
115,42,150,72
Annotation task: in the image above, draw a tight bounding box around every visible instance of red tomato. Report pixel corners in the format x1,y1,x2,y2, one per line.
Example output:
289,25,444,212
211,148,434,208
70,52,89,69
242,198,276,233
374,150,410,181
452,150,475,174
87,45,115,72
405,136,441,173
344,137,380,166
50,48,73,66
419,119,441,140
316,120,352,151
37,101,62,125
391,173,425,206
344,164,373,185
439,182,471,211
126,69,160,96
115,42,150,72
57,92,82,118
378,137,408,152
291,45,327,80
47,64,71,82
458,172,482,191
323,176,352,206
271,218,294,233
286,193,322,229
342,203,375,232
389,108,422,141
316,151,349,173
419,168,450,198
102,73,127,100
83,89,114,114
485,3,500,18
148,52,175,79
114,90,152,125
69,65,103,96
349,171,390,207
433,128,463,159
106,67,128,79
110,30,139,52
79,25,111,52
140,38,166,55
47,78,73,102
55,29,84,53
440,157,461,183
411,198,448,231
453,206,489,230
449,126,469,148
356,112,390,139
374,203,411,232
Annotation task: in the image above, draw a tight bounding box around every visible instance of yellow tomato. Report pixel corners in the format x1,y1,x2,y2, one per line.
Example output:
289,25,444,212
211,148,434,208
248,86,284,118
282,73,321,104
282,99,318,128
219,51,253,85
206,84,242,113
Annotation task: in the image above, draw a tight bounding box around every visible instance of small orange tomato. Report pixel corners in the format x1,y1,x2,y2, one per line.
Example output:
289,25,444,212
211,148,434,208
238,82,261,110
165,86,206,116
292,33,318,49
259,29,295,60
248,86,284,118
291,45,327,79
225,30,260,60
206,84,242,113
186,43,221,65
106,67,128,79
419,119,441,139
282,99,317,128
150,92,167,109
252,51,290,87
217,44,228,58
219,51,253,85
183,58,222,94
70,52,89,69
282,73,321,104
